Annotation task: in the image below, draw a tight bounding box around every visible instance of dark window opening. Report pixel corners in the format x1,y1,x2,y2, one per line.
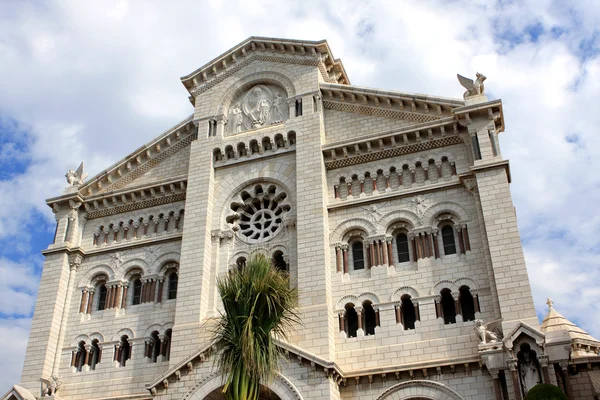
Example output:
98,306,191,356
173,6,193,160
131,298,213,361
89,339,101,370
441,288,456,324
97,284,107,311
401,294,416,330
272,251,287,273
459,286,476,321
396,233,410,263
442,226,457,255
345,304,358,338
352,242,365,270
362,301,377,335
150,331,160,363
168,272,178,300
119,335,130,367
132,279,142,305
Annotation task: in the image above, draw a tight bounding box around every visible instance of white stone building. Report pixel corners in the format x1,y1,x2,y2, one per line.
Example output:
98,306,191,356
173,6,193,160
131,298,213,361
3,37,600,400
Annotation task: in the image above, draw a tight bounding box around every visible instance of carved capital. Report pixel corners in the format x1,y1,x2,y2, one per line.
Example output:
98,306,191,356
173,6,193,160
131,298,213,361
69,253,84,270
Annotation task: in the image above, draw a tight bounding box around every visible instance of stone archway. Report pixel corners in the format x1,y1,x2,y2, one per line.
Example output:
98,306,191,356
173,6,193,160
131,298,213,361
202,386,281,400
375,380,465,400
185,372,304,400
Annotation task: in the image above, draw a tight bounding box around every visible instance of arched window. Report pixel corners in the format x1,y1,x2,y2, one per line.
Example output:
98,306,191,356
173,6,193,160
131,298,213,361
97,283,108,311
441,225,457,255
236,257,246,270
89,339,101,370
352,241,365,270
132,279,142,305
150,331,160,363
75,341,86,372
119,335,130,367
345,303,358,338
162,329,172,361
396,233,410,263
272,251,287,272
440,288,456,324
459,286,476,322
362,301,377,336
167,272,178,300
401,294,416,330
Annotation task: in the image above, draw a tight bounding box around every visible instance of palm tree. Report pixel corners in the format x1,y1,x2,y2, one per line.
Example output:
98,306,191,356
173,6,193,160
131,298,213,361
212,254,299,400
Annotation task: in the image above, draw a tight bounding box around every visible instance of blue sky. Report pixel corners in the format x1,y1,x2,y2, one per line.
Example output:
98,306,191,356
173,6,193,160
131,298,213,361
2,0,600,393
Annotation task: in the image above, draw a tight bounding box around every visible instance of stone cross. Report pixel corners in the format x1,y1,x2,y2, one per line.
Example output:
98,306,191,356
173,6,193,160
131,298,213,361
546,298,554,309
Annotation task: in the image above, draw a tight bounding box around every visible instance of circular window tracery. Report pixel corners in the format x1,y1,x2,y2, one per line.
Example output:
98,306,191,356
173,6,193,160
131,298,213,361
226,184,291,243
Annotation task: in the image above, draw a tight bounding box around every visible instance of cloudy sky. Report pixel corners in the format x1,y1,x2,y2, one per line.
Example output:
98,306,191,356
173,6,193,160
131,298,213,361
1,0,600,393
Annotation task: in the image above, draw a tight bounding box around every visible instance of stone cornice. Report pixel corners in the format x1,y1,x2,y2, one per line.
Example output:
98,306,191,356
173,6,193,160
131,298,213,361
320,83,464,122
42,234,182,257
452,99,504,133
323,127,464,170
75,116,196,198
181,37,349,95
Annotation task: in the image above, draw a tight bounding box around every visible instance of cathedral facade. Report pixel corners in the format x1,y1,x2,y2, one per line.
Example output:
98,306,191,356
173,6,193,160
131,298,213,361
4,37,600,400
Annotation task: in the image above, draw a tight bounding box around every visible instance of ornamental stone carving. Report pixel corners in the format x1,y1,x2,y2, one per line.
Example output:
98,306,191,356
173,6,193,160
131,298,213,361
226,84,288,134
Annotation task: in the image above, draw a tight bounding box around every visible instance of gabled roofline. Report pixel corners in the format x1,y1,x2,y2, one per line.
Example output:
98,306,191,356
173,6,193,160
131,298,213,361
320,82,464,108
59,115,195,201
180,37,350,94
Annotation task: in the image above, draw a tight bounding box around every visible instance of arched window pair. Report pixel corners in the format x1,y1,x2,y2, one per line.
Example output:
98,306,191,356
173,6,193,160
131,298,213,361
339,301,379,338
436,286,479,324
71,340,101,372
144,329,172,363
395,295,420,330
235,252,288,273
130,271,178,306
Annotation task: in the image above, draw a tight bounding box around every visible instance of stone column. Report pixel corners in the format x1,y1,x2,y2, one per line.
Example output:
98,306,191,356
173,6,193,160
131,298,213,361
370,242,376,267
386,238,394,268
382,239,389,266
79,289,88,313
559,361,573,399
86,290,94,314
540,355,550,384
335,245,342,273
489,369,503,400
508,359,522,400
338,311,346,333
342,245,349,274
121,284,128,309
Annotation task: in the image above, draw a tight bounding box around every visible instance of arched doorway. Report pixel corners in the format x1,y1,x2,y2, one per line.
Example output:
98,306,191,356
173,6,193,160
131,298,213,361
185,372,304,400
203,386,280,400
375,380,465,400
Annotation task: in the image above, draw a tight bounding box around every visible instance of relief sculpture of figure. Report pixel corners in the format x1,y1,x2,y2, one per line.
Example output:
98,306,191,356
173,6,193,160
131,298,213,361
230,103,243,134
457,72,486,99
256,95,271,127
517,343,542,395
272,93,285,122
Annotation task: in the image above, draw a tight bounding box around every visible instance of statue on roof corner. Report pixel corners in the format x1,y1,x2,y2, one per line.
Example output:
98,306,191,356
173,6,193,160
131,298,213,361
41,375,62,396
474,319,502,344
65,162,88,187
457,72,486,99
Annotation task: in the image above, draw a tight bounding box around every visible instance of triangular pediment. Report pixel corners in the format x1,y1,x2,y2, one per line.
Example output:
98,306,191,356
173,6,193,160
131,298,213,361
0,386,36,400
181,37,350,101
502,321,546,351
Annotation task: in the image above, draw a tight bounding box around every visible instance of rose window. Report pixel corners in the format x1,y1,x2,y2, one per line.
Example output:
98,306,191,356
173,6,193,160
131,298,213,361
226,184,291,243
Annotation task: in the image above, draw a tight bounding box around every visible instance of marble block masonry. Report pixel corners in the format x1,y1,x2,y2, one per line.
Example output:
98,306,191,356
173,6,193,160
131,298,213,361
4,37,600,400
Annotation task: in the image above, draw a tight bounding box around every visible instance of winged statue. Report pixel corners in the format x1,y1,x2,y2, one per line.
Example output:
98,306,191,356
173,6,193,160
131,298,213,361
65,162,88,187
457,72,486,99
474,318,503,344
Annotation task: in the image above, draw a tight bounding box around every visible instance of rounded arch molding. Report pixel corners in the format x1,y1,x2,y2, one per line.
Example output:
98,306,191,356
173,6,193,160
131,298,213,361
216,71,298,116
330,218,377,242
184,372,304,400
375,380,465,400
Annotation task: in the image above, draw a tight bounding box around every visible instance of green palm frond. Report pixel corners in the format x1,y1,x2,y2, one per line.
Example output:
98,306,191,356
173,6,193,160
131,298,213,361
212,254,299,400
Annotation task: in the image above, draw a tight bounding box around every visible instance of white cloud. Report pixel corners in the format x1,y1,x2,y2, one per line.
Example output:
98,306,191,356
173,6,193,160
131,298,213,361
1,0,600,393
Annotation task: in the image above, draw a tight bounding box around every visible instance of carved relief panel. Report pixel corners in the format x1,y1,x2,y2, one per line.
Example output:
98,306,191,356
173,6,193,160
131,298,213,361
226,84,288,135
